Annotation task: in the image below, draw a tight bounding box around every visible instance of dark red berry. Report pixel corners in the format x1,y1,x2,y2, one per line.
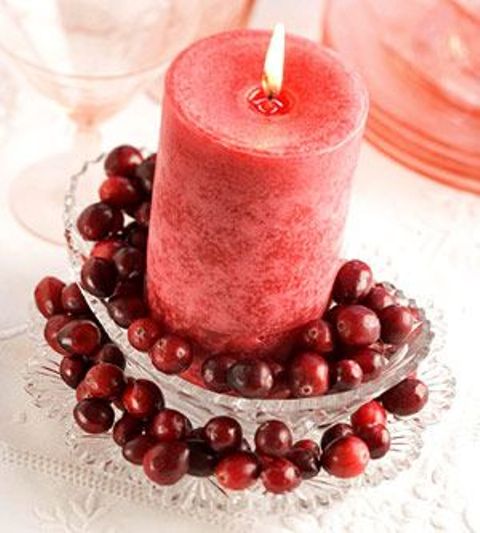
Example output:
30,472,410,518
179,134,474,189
112,277,144,299
188,440,218,477
44,314,73,355
113,247,145,280
227,359,274,398
293,439,321,461
149,409,191,442
99,176,142,208
76,380,94,402
57,319,101,355
362,284,396,312
104,145,143,178
83,363,125,400
324,304,345,325
123,222,148,251
322,435,370,478
255,420,292,458
333,260,374,304
134,201,151,227
128,318,162,352
122,379,164,419
204,416,242,453
298,318,334,353
73,399,114,434
81,257,118,298
107,296,147,328
215,452,259,490
321,423,354,451
133,154,156,195
34,276,65,318
336,305,380,347
149,334,193,374
143,441,189,485
93,343,126,369
59,355,89,388
61,283,88,315
288,351,329,398
379,305,414,344
113,413,144,446
201,354,236,393
286,448,320,479
261,457,301,493
122,435,156,465
355,424,391,459
380,378,429,416
351,400,387,430
77,202,123,241
91,239,124,261
332,359,363,391
351,348,388,382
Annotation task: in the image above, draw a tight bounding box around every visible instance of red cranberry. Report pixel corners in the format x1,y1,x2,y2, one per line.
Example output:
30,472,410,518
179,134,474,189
143,441,190,485
149,409,191,442
113,247,145,280
122,435,156,465
188,440,218,477
321,423,354,451
133,154,156,195
83,363,125,400
324,304,345,325
104,145,143,178
362,284,396,312
60,283,88,315
93,343,126,369
356,424,391,459
332,359,363,391
201,354,236,393
351,400,387,430
288,352,329,398
286,448,320,480
34,277,65,318
380,378,429,416
293,439,321,461
336,305,380,347
122,379,164,419
204,416,242,453
227,359,273,398
322,435,370,478
333,260,374,304
298,318,334,353
80,257,118,298
73,399,114,434
351,348,388,382
123,222,148,251
113,413,144,446
75,380,94,401
254,420,292,458
99,176,142,208
261,457,301,493
134,201,151,227
77,202,123,241
91,239,124,261
57,319,101,355
112,277,144,299
44,314,72,355
59,355,89,388
149,334,193,374
107,296,147,328
379,305,414,344
128,318,162,352
215,452,260,490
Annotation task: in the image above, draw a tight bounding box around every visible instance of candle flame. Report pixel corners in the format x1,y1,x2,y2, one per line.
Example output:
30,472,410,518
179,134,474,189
262,23,285,98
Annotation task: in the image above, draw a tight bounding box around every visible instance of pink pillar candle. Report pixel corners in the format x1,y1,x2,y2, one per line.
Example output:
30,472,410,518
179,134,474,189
147,29,368,356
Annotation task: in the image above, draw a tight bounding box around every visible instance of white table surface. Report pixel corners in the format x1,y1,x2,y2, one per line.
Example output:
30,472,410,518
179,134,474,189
1,1,480,531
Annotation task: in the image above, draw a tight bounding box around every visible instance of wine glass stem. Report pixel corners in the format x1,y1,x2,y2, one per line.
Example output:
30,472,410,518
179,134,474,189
74,124,102,161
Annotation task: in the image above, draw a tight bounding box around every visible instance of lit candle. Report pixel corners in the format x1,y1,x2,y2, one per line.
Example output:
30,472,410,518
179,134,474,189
147,28,368,376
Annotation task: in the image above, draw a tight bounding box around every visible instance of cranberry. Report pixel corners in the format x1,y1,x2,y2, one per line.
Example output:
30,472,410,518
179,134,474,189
215,452,260,490
57,319,101,355
107,296,147,328
268,381,292,399
261,457,301,493
149,409,191,442
128,318,162,352
149,334,193,374
99,176,142,208
104,145,143,178
34,276,65,318
60,283,88,315
379,305,414,344
122,379,164,419
187,427,206,442
351,348,388,382
123,222,148,251
288,352,329,398
44,314,72,355
83,363,125,400
135,201,151,227
77,202,123,241
59,355,89,388
298,318,334,353
227,359,274,398
324,304,345,325
112,277,144,299
332,359,363,391
143,441,190,485
122,435,156,465
113,247,145,280
333,260,374,304
204,416,242,453
76,380,94,401
322,435,370,478
380,378,429,416
93,343,126,369
113,413,144,446
292,439,321,461
80,257,117,298
362,284,396,312
201,354,236,393
188,440,218,477
321,423,354,451
286,448,320,480
91,239,124,261
133,154,156,195
356,424,391,459
351,400,387,430
73,399,114,434
336,305,380,347
255,420,292,457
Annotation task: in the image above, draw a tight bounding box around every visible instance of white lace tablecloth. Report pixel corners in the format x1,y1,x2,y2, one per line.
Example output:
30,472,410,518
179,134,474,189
1,1,480,531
